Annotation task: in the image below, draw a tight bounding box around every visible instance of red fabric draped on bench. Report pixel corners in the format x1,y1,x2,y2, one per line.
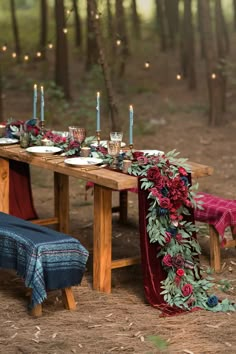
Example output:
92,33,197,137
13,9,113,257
9,161,38,220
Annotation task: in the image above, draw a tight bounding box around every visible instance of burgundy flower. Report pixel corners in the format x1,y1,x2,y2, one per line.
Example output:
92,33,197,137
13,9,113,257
159,197,171,210
174,276,181,286
176,268,185,277
147,166,161,182
172,255,184,269
181,284,193,297
150,187,161,198
178,167,188,176
162,254,172,267
132,151,144,160
165,232,172,243
175,233,183,243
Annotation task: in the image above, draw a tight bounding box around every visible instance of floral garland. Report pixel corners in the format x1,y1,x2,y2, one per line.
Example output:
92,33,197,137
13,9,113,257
128,150,235,312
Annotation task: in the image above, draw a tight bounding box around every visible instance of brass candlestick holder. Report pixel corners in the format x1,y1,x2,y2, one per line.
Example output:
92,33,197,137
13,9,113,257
39,120,46,132
96,130,101,146
129,143,133,151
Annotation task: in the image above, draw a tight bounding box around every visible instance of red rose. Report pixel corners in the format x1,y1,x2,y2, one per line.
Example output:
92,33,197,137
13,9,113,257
172,255,184,268
162,254,172,267
176,268,185,277
159,197,171,210
181,284,193,297
150,187,161,198
175,233,182,243
132,151,144,160
178,167,188,176
147,166,161,182
165,232,172,243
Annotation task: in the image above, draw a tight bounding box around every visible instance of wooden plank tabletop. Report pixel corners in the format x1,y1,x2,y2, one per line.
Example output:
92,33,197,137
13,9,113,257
0,145,213,190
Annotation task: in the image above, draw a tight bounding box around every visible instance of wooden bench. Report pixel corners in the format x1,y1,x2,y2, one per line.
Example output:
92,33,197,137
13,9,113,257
0,212,89,316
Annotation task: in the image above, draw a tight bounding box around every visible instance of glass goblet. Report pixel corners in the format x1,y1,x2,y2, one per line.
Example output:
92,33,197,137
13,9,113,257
107,140,121,169
110,131,123,142
69,126,86,144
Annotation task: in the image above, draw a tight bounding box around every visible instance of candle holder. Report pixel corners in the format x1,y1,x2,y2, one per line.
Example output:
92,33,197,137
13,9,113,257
129,143,133,151
96,130,101,146
39,120,46,132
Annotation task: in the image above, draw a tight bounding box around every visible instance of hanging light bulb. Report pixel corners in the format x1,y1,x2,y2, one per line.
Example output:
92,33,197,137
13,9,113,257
116,39,121,46
12,52,17,58
36,51,42,58
48,42,53,49
63,28,68,34
95,13,100,19
2,43,7,51
211,73,216,79
24,54,29,61
144,61,150,69
176,73,182,80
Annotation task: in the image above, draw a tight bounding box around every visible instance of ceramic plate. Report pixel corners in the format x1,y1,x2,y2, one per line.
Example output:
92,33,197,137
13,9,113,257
26,146,62,156
91,140,126,148
0,138,19,145
64,157,103,167
139,150,164,156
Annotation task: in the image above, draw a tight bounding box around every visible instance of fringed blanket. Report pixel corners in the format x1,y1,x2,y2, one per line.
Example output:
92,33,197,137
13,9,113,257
0,212,89,308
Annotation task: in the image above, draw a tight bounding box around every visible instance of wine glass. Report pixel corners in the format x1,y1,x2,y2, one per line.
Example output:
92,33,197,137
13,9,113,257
69,126,86,144
110,132,123,142
107,140,121,169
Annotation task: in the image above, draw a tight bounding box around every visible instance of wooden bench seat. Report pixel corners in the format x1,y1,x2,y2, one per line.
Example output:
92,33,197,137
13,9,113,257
0,212,89,316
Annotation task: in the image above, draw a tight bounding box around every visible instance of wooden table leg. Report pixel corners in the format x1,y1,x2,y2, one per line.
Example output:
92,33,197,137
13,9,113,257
61,287,76,310
93,184,112,293
54,172,69,234
0,158,9,213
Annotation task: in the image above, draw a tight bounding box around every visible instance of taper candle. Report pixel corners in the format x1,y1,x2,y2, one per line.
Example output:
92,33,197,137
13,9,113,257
40,86,44,121
129,105,133,145
96,91,100,131
33,84,37,119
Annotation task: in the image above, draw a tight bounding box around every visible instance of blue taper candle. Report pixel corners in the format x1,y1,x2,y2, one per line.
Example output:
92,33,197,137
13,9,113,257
96,92,100,131
33,84,37,119
129,105,133,145
40,86,44,121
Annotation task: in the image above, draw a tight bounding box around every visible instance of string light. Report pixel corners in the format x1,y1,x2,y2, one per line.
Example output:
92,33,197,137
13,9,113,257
24,54,29,61
66,9,71,15
176,73,182,80
48,42,53,49
2,44,7,51
63,28,68,34
116,39,121,46
95,13,100,19
12,52,17,58
211,73,216,79
144,61,150,69
36,51,42,58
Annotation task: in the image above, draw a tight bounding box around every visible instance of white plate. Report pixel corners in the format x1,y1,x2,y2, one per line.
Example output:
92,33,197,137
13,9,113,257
139,150,164,156
26,146,62,156
91,140,126,148
64,157,103,167
0,138,19,145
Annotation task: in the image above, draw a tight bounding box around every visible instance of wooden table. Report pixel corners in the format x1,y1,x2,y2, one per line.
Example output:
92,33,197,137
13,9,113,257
0,145,214,293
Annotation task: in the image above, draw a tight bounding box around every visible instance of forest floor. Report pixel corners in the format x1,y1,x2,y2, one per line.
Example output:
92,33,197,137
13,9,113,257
0,35,236,353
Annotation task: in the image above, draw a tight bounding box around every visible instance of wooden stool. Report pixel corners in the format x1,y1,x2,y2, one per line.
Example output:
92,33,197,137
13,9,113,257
194,192,236,272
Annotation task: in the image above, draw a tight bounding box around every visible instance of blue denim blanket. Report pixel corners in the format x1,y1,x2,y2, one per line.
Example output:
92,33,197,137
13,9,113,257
0,212,89,308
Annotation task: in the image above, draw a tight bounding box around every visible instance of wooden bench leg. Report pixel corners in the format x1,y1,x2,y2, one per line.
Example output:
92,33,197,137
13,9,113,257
209,225,221,272
31,304,43,317
61,287,76,310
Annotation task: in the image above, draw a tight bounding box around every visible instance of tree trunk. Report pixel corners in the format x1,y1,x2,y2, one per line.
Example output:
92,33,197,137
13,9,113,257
183,0,196,89
85,0,99,70
55,0,71,100
115,0,129,77
155,0,167,52
164,0,178,49
199,0,224,126
39,0,48,60
131,0,141,40
197,0,205,59
10,0,21,62
233,0,236,31
72,0,82,48
215,0,227,113
106,0,116,59
90,0,119,131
